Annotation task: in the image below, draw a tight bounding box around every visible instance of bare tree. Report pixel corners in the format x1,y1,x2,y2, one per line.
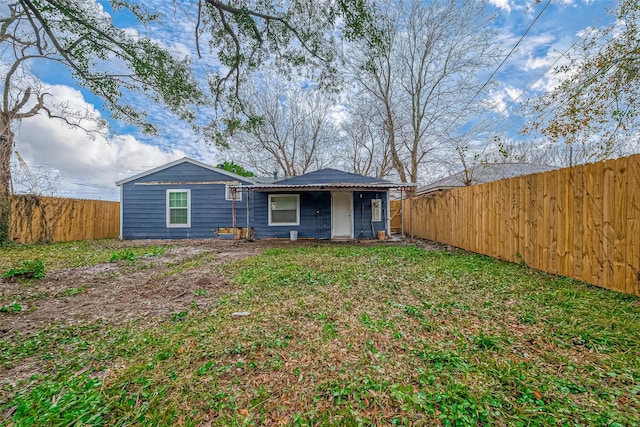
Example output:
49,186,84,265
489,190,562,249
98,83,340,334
11,154,59,196
0,1,204,240
347,0,499,183
339,96,393,178
231,82,337,177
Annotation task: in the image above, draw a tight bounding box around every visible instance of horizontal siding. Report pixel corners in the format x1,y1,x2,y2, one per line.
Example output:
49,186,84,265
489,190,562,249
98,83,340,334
253,192,331,239
252,191,388,239
122,163,252,240
353,191,388,239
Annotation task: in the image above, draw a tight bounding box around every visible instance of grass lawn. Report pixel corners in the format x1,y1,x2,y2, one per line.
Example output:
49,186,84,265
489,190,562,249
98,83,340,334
0,239,173,271
1,243,639,425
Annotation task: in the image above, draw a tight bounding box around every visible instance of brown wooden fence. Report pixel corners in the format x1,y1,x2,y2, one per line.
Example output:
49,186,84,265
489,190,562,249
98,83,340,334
402,154,640,296
9,195,120,244
390,200,402,233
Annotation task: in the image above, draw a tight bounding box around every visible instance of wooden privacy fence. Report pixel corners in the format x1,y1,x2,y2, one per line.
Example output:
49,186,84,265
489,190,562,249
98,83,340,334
403,154,640,296
9,195,120,244
390,200,402,233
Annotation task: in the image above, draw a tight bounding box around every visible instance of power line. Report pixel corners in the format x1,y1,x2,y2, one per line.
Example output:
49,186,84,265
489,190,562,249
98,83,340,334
470,4,612,138
495,7,610,116
445,0,552,135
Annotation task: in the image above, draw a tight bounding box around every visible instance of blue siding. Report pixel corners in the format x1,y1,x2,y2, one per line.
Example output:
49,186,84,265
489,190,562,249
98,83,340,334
121,162,252,239
353,191,388,239
252,190,388,239
252,192,331,239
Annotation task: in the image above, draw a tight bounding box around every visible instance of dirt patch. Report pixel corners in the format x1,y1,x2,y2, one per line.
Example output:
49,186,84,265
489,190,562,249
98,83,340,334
0,240,259,337
0,238,443,338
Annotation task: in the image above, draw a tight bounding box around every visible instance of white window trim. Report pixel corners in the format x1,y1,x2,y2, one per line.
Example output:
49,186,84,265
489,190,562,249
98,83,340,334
225,184,242,201
166,189,191,228
268,194,300,226
372,198,382,222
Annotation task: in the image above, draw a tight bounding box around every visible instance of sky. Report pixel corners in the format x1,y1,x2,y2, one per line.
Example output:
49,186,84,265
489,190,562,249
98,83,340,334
7,0,617,201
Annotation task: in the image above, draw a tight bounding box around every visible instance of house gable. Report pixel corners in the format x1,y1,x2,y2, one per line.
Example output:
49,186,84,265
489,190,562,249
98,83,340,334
118,158,253,239
116,157,255,186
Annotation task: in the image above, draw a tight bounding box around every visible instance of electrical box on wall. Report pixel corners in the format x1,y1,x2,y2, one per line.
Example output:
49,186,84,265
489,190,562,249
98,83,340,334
372,199,382,222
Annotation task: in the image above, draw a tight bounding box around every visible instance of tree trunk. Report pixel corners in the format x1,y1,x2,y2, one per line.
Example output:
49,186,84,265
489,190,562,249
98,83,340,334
0,117,14,242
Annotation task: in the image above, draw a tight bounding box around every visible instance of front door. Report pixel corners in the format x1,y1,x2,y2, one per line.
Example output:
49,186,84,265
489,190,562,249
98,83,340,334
332,192,353,238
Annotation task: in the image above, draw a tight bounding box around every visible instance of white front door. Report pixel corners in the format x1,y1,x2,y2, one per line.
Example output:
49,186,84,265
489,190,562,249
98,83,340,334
332,192,353,238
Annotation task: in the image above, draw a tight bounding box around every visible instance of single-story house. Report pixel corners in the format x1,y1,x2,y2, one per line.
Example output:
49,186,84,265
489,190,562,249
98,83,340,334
417,162,556,195
116,158,412,240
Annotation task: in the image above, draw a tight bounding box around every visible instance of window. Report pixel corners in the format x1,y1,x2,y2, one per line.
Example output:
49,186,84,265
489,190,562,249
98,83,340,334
167,190,191,227
372,199,382,222
269,194,299,226
225,185,242,201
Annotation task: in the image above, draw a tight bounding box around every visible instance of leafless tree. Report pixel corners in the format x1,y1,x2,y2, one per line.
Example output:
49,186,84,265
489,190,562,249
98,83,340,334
0,1,203,241
346,0,499,184
339,96,393,178
231,81,338,177
11,156,59,196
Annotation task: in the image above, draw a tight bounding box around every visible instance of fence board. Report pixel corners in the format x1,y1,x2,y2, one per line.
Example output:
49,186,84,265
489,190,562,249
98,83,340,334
405,154,640,296
572,166,584,282
627,155,640,296
526,174,537,268
548,170,558,275
613,157,628,294
9,195,120,244
602,160,616,290
556,167,569,276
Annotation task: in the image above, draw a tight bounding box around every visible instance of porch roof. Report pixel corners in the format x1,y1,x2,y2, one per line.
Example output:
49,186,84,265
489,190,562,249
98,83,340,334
231,182,415,192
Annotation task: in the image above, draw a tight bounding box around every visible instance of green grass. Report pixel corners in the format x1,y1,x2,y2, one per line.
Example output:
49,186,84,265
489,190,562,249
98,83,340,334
1,259,46,280
1,244,639,426
0,240,173,271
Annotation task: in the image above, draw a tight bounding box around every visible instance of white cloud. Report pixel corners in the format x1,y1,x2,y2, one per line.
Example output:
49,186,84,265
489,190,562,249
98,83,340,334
485,85,524,115
486,0,511,12
11,84,216,201
328,103,348,127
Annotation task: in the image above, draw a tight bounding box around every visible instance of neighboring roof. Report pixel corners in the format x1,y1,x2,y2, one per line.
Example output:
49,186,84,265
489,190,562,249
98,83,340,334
417,163,556,195
115,157,256,186
243,168,413,191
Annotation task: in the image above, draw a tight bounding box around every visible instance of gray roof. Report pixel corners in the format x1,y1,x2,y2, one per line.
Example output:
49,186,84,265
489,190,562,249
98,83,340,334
417,163,556,195
242,168,412,191
276,168,391,185
250,176,279,184
117,161,411,191
115,157,256,186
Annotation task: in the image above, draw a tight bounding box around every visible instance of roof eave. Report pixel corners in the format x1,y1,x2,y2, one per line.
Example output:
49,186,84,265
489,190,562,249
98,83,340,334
232,182,416,191
115,157,257,186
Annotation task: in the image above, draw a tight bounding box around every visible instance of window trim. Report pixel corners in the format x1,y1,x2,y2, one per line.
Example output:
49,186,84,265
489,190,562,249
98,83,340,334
166,189,191,228
268,194,300,226
372,198,382,222
225,184,242,201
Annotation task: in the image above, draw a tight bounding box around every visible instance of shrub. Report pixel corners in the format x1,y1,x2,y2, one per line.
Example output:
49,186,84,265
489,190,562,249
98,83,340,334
2,259,46,280
0,302,22,313
110,249,137,262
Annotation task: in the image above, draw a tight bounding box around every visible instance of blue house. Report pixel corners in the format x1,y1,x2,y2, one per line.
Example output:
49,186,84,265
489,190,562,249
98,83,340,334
117,158,410,240
116,158,254,239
